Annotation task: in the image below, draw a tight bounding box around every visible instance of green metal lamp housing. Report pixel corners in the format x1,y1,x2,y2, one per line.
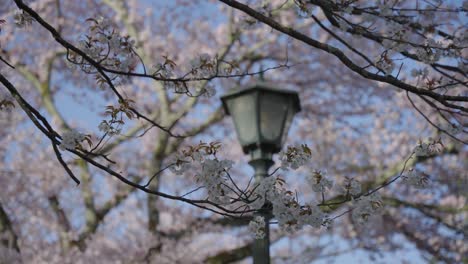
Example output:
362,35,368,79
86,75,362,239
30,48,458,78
221,82,301,161
221,82,301,263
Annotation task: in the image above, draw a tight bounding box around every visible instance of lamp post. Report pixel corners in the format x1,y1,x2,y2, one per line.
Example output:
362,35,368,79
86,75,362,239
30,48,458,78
221,82,301,264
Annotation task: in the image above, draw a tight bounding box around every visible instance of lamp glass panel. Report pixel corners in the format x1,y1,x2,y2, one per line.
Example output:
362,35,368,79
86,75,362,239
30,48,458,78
280,100,294,145
226,93,258,145
259,93,288,142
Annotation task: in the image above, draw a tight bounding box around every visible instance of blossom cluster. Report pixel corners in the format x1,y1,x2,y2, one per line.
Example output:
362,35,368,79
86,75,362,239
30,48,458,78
307,170,333,193
249,176,326,233
13,10,33,28
271,195,325,232
168,141,222,175
376,57,395,75
293,0,466,81
68,17,137,78
413,138,444,157
343,177,362,196
156,53,230,97
351,193,384,225
66,15,237,97
279,144,312,170
155,53,220,80
189,53,217,78
0,97,15,111
196,159,234,204
403,169,429,189
152,55,176,79
170,140,435,239
98,120,121,136
59,130,86,150
169,142,233,203
170,143,329,234
248,175,276,210
97,98,136,136
248,216,266,239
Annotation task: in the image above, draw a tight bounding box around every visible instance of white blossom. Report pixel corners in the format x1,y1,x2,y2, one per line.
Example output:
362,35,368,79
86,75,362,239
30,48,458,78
191,151,205,162
279,144,311,170
403,169,429,189
77,40,102,60
414,142,430,157
297,205,324,228
60,130,86,150
343,178,361,196
153,63,173,78
415,47,441,64
349,180,361,195
98,121,121,135
308,170,333,193
271,191,325,232
71,16,137,77
249,176,276,210
195,159,234,204
249,216,266,239
376,59,394,75
190,53,216,77
169,154,192,175
13,10,33,28
250,175,325,233
351,193,383,225
96,16,112,29
0,95,15,112
271,191,301,232
98,121,111,133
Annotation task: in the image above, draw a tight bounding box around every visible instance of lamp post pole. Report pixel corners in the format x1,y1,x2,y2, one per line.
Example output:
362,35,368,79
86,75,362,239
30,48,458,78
249,150,274,264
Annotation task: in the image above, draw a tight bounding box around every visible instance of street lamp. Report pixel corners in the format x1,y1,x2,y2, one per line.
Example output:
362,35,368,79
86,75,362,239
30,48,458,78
221,82,301,264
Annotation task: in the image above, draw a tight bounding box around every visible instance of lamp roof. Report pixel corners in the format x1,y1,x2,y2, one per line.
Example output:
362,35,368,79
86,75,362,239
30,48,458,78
220,82,301,115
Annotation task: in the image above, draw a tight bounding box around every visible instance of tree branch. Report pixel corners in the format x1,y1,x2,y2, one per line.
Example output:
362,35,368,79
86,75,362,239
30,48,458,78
216,0,468,113
0,202,20,253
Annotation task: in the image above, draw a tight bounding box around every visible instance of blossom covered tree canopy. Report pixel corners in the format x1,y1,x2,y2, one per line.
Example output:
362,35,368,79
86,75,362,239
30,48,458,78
0,0,466,263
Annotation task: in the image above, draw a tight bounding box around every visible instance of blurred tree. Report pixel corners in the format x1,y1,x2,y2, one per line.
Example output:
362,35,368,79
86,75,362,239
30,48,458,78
0,0,466,263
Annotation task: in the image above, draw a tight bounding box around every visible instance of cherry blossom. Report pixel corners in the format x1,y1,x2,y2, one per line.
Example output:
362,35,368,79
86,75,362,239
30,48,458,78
343,178,362,196
195,158,233,204
248,216,266,239
59,130,86,150
0,0,466,262
13,10,32,28
279,144,312,170
403,169,430,189
308,170,333,193
351,194,384,225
